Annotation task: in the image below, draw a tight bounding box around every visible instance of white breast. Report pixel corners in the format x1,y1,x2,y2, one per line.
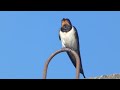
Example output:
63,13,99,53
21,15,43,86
60,27,77,50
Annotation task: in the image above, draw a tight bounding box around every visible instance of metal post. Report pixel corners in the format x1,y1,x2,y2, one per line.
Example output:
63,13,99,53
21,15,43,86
43,48,80,79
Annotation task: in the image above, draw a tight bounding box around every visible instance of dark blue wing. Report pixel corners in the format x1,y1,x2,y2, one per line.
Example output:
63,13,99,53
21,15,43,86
67,26,85,78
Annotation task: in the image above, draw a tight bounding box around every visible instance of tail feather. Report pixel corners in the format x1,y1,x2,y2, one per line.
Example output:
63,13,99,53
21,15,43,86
67,51,86,78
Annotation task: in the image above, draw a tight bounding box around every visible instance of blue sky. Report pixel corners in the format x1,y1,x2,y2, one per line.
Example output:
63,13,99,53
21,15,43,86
0,11,120,79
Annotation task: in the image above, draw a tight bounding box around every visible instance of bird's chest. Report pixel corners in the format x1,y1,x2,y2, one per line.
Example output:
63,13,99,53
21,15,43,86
60,29,77,50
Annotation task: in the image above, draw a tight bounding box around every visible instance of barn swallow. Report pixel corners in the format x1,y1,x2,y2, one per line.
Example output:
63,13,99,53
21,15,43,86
59,18,86,78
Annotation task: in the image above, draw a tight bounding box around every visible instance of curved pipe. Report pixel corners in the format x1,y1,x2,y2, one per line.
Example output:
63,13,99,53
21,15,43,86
43,48,80,79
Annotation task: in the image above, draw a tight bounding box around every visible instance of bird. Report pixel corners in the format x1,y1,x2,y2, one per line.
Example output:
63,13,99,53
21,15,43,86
59,18,86,78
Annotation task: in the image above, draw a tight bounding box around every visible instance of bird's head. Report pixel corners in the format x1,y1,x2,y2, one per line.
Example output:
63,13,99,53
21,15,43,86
62,18,72,27
61,18,72,32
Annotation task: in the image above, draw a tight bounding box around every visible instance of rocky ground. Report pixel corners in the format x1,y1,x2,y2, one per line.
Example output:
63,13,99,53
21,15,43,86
89,74,120,79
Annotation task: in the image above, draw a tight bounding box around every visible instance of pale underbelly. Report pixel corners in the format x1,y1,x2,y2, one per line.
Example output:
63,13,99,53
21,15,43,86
60,26,78,51
61,37,77,51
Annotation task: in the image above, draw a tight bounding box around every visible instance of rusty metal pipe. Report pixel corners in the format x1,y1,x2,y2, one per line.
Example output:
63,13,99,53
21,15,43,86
43,48,80,79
